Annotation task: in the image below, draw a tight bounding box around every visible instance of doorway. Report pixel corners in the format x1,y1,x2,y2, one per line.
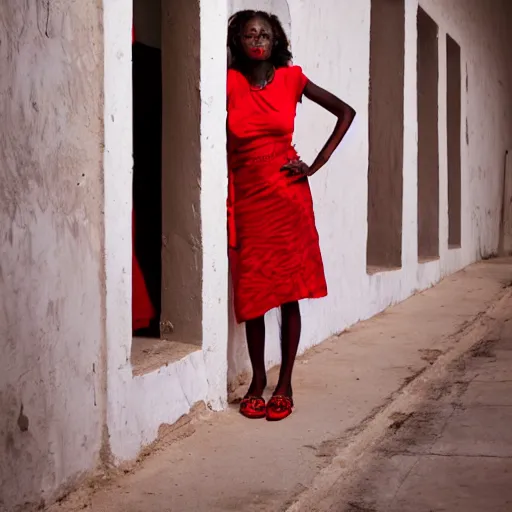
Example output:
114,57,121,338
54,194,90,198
417,7,440,262
132,0,203,374
366,0,405,273
132,0,162,338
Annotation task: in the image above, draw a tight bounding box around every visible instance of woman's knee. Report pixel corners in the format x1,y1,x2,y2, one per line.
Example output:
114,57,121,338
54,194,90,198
281,301,300,315
246,315,265,330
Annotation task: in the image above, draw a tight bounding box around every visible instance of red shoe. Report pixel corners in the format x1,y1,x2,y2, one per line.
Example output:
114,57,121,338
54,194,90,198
266,395,294,421
239,396,266,419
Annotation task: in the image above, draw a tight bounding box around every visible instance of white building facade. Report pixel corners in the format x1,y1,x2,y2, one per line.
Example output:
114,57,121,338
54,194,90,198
1,0,511,509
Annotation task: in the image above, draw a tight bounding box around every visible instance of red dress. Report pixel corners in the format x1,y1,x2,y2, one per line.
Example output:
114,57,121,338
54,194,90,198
132,211,155,331
227,65,327,323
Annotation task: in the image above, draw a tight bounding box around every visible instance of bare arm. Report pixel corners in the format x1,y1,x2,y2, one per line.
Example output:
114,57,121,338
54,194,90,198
282,80,356,177
304,80,356,174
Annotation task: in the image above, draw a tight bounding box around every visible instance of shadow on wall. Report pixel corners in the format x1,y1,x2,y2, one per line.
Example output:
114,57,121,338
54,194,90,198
226,0,291,394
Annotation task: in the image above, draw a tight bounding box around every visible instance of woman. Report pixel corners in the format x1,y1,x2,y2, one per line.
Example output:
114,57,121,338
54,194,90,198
227,10,355,421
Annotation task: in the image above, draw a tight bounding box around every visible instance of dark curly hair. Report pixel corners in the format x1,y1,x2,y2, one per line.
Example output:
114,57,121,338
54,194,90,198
227,10,292,71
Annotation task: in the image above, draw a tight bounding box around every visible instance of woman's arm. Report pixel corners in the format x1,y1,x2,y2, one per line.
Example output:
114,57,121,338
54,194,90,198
304,81,356,175
283,80,356,177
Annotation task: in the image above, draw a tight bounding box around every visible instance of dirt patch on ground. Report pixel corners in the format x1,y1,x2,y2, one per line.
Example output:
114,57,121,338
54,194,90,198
470,338,498,358
419,348,444,364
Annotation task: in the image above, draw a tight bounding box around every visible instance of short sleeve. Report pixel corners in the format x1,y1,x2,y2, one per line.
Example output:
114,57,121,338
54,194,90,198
288,65,309,103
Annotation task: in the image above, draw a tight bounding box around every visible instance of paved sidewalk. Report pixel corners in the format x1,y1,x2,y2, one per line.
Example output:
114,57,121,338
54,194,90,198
50,260,512,512
297,286,512,512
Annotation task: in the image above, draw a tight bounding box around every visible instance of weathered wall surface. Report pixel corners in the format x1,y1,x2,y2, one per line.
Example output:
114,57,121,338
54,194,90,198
0,1,105,510
227,0,512,383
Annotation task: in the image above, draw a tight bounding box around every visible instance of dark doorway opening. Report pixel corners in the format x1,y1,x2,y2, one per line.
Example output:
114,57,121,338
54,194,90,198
132,1,162,338
417,7,439,262
447,34,462,248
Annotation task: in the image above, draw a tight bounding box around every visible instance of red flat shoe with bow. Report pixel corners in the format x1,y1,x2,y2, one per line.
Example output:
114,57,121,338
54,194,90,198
266,395,294,421
239,396,266,419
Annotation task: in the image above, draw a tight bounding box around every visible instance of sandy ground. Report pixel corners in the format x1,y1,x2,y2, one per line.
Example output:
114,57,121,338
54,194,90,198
48,259,512,512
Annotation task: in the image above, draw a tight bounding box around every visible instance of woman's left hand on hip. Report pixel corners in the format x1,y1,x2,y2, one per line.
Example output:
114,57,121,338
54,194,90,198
281,159,315,178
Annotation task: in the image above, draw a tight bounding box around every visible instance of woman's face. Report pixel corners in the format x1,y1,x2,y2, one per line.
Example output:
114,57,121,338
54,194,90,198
240,17,274,61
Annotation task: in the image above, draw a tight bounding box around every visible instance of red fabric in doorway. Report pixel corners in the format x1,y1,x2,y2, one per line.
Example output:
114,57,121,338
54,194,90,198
132,210,156,331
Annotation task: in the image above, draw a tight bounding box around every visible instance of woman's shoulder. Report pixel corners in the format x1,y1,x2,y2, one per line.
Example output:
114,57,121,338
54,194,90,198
227,68,238,96
278,64,307,86
280,64,305,76
228,68,244,83
227,68,244,95
277,65,309,102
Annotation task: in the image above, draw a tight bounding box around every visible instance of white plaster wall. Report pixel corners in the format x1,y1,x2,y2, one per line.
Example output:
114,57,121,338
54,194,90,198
200,0,230,411
227,0,512,384
0,1,105,509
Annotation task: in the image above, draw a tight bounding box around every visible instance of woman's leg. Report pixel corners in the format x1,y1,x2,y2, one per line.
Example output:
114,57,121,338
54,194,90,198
274,301,301,397
245,315,267,396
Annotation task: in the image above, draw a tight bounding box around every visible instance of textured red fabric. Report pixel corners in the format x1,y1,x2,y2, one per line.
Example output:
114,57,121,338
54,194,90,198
227,66,327,323
132,210,155,331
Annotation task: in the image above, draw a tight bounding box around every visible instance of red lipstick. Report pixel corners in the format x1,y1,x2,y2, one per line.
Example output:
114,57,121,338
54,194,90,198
251,47,265,57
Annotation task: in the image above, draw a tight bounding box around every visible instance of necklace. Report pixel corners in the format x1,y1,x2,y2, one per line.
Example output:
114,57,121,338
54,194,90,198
252,79,268,90
249,67,275,91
